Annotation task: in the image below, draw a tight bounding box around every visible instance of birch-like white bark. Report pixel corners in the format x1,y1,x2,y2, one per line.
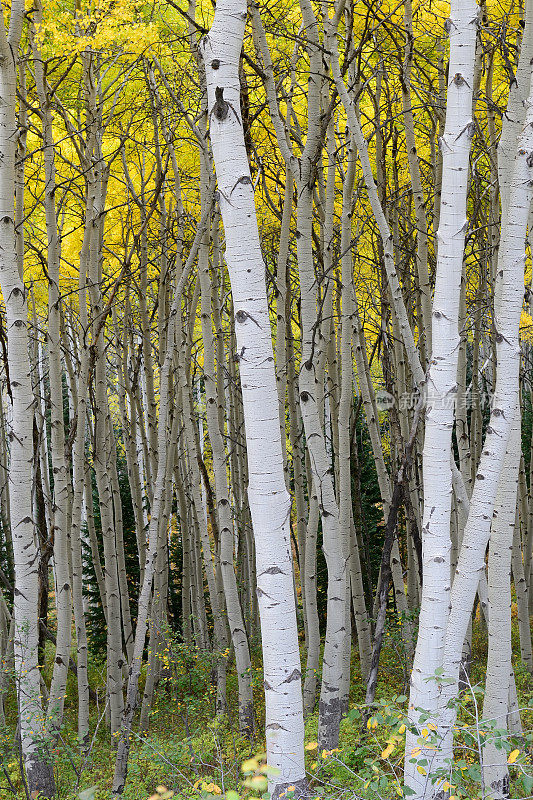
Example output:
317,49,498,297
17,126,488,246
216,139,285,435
339,135,371,678
31,15,72,733
202,5,306,792
482,404,520,798
402,0,431,365
437,58,533,789
0,1,55,793
293,2,350,748
63,171,96,747
403,3,478,795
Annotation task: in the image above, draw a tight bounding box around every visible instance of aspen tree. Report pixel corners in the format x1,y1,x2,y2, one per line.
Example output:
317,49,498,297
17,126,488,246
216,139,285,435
437,58,533,792
180,350,229,710
117,329,148,585
482,406,521,798
250,8,354,733
0,0,55,793
86,109,125,735
479,6,533,773
401,0,431,365
292,0,350,748
202,2,306,792
59,165,98,747
339,135,372,678
402,2,478,794
31,9,72,733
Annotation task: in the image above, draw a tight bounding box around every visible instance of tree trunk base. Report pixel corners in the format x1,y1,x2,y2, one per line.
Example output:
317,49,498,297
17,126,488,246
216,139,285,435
272,776,309,800
27,756,56,799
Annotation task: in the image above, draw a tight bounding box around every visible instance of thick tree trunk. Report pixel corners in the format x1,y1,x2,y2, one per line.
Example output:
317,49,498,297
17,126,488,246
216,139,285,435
0,4,55,794
202,6,307,793
402,2,478,794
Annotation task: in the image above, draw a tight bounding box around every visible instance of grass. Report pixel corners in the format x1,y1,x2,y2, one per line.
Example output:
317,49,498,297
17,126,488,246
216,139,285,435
0,607,532,799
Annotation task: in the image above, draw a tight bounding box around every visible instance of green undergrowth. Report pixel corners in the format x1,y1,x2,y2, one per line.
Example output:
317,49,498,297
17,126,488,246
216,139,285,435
1,611,533,799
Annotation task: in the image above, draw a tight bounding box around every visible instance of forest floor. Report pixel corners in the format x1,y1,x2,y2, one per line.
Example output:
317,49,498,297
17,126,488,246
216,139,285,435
2,610,533,800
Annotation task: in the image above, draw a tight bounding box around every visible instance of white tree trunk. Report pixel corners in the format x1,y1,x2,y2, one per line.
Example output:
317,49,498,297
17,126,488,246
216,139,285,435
31,12,72,733
403,2,478,795
437,58,533,789
0,3,55,794
202,5,306,793
482,403,520,799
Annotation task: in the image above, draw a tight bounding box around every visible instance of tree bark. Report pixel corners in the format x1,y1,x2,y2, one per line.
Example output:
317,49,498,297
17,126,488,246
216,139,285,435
202,7,307,793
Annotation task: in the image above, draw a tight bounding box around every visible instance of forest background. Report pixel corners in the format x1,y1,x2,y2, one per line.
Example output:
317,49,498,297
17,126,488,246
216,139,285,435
0,0,531,798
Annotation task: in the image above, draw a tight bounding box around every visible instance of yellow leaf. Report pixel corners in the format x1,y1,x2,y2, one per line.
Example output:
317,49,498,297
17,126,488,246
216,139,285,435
305,742,318,751
508,749,520,764
398,724,406,735
421,728,429,739
417,766,427,776
241,758,259,772
381,743,395,759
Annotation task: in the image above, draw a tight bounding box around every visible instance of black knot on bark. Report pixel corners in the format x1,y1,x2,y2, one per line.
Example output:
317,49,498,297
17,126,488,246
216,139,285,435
211,59,220,69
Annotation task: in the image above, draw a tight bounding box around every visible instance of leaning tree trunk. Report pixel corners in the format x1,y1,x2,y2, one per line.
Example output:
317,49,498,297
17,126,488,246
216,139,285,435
339,133,372,679
201,5,307,795
436,57,533,791
0,3,55,795
32,10,72,734
482,404,521,799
